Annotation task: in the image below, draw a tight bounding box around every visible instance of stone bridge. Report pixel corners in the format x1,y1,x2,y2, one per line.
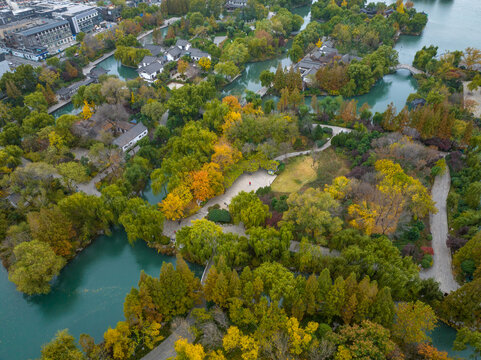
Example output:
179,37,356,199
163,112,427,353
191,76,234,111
395,64,425,75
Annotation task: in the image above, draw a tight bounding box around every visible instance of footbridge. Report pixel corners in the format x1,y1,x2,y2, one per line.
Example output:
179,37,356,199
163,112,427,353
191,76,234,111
395,64,425,75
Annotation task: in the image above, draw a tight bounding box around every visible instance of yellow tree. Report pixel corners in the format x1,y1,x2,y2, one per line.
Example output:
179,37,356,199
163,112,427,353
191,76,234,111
82,100,94,120
223,327,259,360
316,39,323,48
174,337,206,360
396,0,405,14
104,321,135,360
349,159,436,235
160,184,193,220
178,59,188,75
211,142,242,171
190,163,224,202
198,57,211,72
341,0,347,7
392,301,437,345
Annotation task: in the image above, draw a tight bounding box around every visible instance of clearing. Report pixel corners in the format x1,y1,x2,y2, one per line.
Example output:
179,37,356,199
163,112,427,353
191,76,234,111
271,155,317,193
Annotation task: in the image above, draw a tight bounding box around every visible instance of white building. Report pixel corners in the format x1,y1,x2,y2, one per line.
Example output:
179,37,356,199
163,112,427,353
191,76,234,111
113,122,148,152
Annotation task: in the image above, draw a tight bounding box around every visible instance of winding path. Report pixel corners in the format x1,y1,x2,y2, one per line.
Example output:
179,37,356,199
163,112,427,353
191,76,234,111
141,124,348,360
419,168,460,294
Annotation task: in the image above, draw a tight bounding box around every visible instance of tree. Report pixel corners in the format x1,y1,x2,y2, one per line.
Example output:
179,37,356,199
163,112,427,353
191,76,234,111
190,162,224,202
392,301,437,345
40,329,85,360
214,61,240,80
259,70,275,88
119,198,165,245
463,47,481,71
9,240,66,295
114,46,151,67
453,328,481,359
418,343,452,360
174,338,206,360
56,162,89,189
178,59,189,75
283,188,342,243
82,100,95,120
199,57,211,72
176,219,223,264
229,191,270,229
27,207,76,257
333,320,396,359
24,91,48,112
104,321,135,359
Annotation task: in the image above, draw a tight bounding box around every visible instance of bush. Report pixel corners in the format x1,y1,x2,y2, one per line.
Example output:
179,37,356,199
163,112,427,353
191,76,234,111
207,208,231,223
271,195,288,212
421,246,434,255
321,127,333,136
461,259,476,275
421,254,433,268
256,186,272,196
316,139,328,148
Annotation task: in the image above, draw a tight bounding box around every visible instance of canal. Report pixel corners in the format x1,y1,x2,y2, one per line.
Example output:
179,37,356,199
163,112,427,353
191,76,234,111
2,1,481,358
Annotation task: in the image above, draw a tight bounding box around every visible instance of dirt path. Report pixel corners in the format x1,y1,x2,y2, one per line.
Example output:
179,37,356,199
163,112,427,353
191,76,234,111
420,169,460,294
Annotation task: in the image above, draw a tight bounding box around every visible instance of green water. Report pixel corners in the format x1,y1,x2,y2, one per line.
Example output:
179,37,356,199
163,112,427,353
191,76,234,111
3,1,481,359
0,229,203,360
52,55,139,118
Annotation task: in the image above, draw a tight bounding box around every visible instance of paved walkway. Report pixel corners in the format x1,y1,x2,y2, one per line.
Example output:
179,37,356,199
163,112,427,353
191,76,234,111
420,169,460,294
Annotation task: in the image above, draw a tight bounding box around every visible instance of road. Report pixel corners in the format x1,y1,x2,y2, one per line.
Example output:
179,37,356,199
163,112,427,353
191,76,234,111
420,168,460,294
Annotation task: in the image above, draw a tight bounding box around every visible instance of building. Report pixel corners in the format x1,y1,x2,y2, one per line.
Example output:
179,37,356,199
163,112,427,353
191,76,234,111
97,6,121,23
138,60,164,82
55,5,101,34
0,18,46,46
225,0,247,11
11,18,74,54
0,7,35,25
189,47,210,61
113,122,148,152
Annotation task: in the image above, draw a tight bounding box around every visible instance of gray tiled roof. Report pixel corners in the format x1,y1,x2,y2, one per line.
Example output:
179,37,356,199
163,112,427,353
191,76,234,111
113,122,147,148
140,61,163,74
18,19,69,36
189,47,209,58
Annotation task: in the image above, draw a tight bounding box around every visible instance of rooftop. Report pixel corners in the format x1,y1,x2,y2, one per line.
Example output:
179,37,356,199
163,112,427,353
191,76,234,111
113,122,147,148
17,18,68,36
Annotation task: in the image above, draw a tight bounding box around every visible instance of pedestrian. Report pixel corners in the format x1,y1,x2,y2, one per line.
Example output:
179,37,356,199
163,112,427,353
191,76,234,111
249,181,251,186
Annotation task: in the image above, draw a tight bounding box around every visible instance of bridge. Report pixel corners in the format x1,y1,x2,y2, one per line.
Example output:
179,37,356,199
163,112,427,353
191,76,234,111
395,64,425,75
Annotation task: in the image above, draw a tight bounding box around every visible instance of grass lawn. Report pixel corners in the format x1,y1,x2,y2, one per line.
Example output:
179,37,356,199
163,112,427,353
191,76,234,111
271,155,317,193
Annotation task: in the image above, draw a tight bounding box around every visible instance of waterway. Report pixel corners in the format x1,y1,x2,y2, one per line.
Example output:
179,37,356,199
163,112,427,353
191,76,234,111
4,0,481,358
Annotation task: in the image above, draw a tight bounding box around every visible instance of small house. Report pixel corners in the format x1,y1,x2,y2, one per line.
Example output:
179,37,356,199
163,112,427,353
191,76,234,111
113,122,148,152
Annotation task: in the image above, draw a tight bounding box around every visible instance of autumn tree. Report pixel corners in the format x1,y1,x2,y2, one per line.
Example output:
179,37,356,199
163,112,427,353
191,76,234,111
177,59,188,75
199,57,211,72
392,301,437,345
104,321,135,359
40,329,85,360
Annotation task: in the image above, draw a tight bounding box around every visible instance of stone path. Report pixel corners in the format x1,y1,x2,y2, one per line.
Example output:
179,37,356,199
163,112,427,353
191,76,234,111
420,168,460,294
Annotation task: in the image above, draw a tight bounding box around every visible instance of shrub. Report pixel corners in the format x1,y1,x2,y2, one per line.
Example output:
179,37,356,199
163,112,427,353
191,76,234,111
271,195,288,212
421,246,434,255
421,254,433,268
316,139,328,148
321,127,333,136
207,208,231,223
461,259,476,275
256,186,272,196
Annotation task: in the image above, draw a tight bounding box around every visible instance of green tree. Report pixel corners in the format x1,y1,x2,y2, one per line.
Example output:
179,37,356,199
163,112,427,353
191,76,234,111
56,162,89,190
176,219,223,264
24,90,48,112
214,61,240,80
454,328,481,359
229,191,270,229
119,198,164,245
259,70,275,88
9,240,66,295
283,188,342,244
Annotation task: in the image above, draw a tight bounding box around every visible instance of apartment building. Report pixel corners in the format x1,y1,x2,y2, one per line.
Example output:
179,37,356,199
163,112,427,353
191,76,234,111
11,18,74,53
55,5,101,34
